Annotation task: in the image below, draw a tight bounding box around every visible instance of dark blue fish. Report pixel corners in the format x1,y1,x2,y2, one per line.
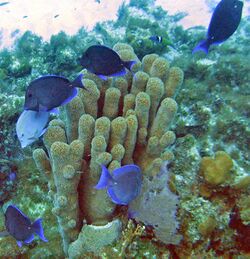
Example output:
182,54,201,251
79,45,136,80
95,164,142,205
193,0,243,54
0,2,9,6
23,15,28,18
54,14,59,18
149,35,163,43
2,205,48,247
24,74,85,112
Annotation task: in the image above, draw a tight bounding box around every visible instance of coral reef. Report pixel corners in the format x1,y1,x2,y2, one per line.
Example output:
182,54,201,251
30,43,183,257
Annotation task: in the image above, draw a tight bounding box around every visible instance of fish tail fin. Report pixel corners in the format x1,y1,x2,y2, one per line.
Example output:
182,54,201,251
32,218,48,242
192,40,210,54
71,74,85,89
123,60,136,71
94,165,112,189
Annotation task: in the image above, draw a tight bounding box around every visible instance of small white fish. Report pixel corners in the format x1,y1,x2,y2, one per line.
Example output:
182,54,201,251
16,110,49,148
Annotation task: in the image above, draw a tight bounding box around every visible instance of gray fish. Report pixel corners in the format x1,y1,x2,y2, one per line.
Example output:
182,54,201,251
79,45,136,80
24,74,85,112
95,164,142,205
193,0,243,54
2,205,48,247
16,110,49,148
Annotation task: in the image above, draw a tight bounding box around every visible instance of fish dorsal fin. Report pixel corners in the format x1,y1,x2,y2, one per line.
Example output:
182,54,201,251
30,75,69,86
113,164,141,178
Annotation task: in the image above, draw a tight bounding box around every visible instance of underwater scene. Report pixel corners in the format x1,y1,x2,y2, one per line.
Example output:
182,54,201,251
0,0,249,258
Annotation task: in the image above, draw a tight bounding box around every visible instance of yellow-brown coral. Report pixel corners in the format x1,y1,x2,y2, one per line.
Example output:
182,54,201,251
200,151,234,185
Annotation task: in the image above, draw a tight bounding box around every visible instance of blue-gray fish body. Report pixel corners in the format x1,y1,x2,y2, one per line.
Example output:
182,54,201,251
16,110,49,148
79,45,136,80
24,74,84,112
4,205,48,247
95,164,142,205
193,0,243,54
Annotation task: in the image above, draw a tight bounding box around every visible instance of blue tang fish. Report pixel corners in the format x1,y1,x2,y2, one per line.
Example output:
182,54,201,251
79,45,136,80
193,0,243,54
0,205,48,247
24,74,85,113
95,164,142,205
16,110,49,148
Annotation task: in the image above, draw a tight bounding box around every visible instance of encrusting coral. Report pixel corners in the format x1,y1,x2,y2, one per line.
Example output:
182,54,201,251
32,43,184,257
199,151,234,186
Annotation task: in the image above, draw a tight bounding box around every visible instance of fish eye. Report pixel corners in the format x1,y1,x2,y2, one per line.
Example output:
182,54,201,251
21,133,24,137
28,93,32,98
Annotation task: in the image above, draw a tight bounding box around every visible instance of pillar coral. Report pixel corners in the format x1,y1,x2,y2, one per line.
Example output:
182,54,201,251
32,43,183,256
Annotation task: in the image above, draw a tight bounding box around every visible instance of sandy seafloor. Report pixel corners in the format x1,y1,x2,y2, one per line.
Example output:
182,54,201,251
0,0,249,49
